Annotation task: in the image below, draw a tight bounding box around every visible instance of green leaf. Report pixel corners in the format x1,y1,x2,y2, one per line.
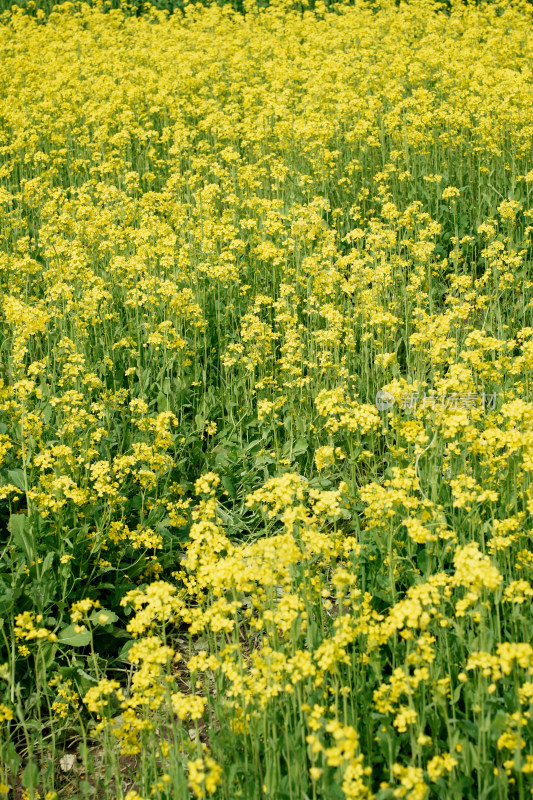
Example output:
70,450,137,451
5,741,20,778
221,475,236,499
41,551,55,574
157,392,169,411
57,624,91,647
8,514,33,562
7,469,26,491
292,437,308,456
21,761,39,790
40,641,58,669
89,609,118,626
117,640,135,662
76,668,99,684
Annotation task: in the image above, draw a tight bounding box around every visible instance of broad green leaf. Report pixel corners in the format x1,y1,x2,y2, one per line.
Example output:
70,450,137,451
57,624,91,647
7,469,26,491
8,514,33,562
89,608,118,626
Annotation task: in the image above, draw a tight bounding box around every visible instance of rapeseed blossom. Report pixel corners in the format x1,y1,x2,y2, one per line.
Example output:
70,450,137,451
1,0,533,796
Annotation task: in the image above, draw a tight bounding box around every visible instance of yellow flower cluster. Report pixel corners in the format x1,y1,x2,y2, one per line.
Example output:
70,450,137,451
1,0,533,796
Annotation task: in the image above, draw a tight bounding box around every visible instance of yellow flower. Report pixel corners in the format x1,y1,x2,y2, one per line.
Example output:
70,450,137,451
442,186,460,201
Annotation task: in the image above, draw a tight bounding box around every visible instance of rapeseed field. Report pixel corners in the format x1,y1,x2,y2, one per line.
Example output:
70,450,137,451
0,0,533,796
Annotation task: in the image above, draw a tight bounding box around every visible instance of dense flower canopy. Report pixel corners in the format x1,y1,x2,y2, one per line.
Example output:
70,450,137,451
0,0,533,797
